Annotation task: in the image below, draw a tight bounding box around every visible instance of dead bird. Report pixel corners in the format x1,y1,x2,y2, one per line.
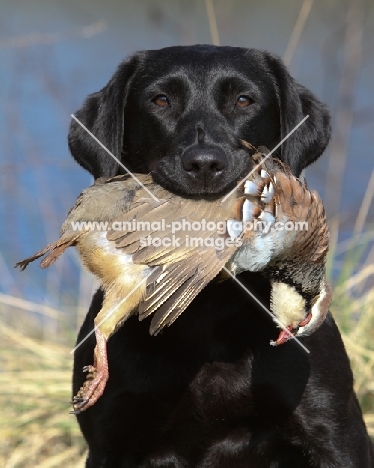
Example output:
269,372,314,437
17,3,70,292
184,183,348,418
16,149,331,412
228,148,331,346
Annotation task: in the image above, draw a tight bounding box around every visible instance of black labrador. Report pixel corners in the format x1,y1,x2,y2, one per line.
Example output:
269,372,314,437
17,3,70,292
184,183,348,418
69,45,373,467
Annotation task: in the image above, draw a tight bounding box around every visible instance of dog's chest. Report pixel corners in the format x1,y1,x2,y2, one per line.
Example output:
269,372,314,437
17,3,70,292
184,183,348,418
188,356,254,424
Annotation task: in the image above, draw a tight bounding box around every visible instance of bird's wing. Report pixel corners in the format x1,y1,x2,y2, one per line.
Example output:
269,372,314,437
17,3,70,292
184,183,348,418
147,247,233,334
267,167,329,263
106,191,239,333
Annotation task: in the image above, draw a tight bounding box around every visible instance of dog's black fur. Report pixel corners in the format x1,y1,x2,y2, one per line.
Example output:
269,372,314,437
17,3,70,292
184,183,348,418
69,45,373,467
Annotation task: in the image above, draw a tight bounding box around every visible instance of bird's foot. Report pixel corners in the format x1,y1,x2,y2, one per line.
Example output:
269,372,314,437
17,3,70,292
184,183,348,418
70,328,109,414
271,312,312,346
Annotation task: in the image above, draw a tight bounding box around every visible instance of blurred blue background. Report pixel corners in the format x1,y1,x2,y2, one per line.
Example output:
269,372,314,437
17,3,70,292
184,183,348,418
1,0,373,335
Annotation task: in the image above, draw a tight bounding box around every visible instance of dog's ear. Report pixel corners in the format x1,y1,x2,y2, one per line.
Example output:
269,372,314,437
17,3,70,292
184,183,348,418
267,54,331,176
68,54,141,179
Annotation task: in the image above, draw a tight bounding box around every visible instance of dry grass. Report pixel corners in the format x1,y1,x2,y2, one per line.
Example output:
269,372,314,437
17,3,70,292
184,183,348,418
0,319,87,467
335,281,374,437
328,230,374,437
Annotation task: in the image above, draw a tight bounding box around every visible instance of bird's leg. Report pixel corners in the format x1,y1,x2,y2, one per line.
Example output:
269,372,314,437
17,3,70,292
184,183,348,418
70,327,109,414
70,285,143,414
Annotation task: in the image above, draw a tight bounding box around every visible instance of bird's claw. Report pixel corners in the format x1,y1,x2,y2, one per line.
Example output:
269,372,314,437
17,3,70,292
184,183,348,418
70,363,108,414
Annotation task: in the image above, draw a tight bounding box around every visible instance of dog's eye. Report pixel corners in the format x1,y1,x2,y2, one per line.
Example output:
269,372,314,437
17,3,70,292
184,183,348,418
236,96,252,108
152,95,169,108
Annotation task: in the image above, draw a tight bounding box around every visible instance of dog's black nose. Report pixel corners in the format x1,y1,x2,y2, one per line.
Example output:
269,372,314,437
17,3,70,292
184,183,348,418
182,147,227,176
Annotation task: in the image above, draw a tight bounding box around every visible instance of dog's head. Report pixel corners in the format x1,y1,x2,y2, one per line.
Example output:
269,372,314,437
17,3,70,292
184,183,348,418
68,45,330,196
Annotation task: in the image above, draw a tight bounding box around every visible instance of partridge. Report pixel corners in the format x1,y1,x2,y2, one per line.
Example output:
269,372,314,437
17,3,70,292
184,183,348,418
16,147,331,412
228,147,331,346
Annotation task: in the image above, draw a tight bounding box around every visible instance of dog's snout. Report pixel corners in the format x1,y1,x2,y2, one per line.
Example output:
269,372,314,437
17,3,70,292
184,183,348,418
181,147,227,176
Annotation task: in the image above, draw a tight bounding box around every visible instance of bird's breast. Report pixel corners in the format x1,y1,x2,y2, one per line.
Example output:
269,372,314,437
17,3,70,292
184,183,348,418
77,232,150,287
